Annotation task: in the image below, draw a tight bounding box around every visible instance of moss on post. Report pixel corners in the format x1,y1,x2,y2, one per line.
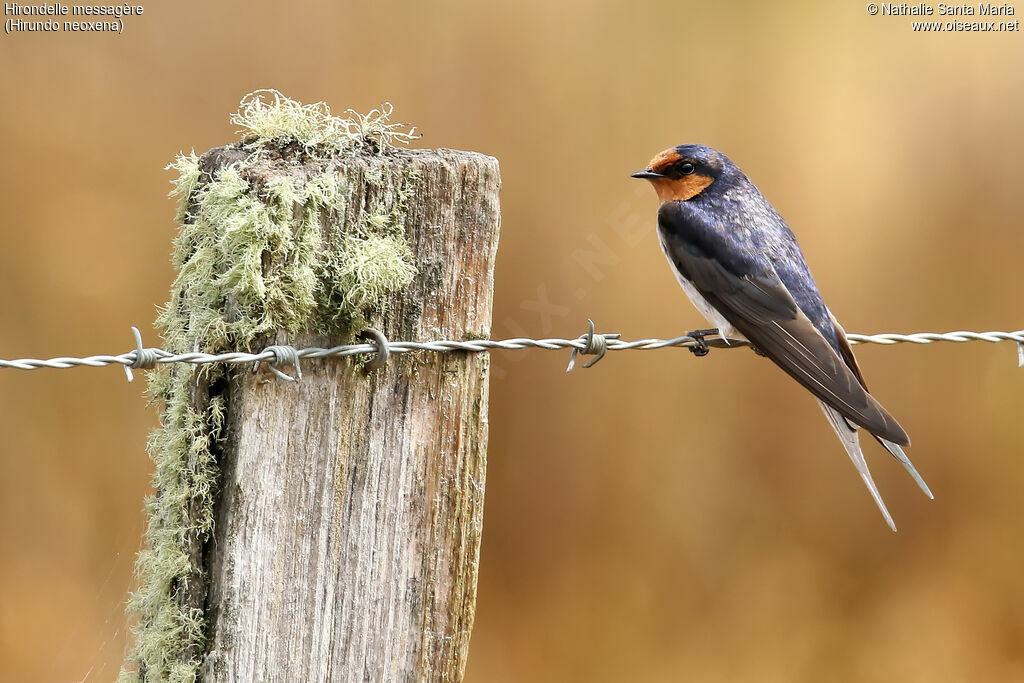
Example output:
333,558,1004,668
120,91,498,682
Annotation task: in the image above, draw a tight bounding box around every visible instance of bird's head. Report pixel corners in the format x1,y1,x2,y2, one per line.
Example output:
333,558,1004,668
631,144,726,203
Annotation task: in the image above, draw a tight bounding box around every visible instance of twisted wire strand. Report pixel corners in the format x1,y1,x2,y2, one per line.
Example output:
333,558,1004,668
0,327,1021,376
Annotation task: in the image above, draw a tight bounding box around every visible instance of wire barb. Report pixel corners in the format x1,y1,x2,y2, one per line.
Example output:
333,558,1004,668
124,326,162,382
256,345,302,381
566,319,619,372
359,328,390,372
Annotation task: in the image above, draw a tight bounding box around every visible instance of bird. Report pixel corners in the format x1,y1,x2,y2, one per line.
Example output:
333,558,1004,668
632,144,931,531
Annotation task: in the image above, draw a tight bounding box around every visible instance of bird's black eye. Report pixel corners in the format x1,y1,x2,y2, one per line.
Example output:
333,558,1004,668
678,162,696,175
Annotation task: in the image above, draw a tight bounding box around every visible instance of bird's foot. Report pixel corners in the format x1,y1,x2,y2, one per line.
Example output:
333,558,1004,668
686,328,719,357
751,346,768,357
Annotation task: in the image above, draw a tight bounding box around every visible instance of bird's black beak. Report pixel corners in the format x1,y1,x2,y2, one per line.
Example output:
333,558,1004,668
631,169,664,179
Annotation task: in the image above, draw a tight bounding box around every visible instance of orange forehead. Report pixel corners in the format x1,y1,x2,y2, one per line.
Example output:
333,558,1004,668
648,148,682,174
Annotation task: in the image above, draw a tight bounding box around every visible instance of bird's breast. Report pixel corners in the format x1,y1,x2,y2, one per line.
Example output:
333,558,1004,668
656,227,738,339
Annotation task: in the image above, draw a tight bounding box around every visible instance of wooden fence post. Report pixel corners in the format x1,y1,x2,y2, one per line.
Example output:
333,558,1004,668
122,98,500,682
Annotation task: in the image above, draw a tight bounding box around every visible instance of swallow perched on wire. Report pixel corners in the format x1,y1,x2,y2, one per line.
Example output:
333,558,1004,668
633,144,931,530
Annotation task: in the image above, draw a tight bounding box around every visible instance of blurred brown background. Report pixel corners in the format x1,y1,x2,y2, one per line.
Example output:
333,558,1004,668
2,2,1023,681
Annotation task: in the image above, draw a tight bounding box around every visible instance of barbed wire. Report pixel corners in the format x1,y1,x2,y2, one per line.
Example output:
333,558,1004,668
0,324,1021,383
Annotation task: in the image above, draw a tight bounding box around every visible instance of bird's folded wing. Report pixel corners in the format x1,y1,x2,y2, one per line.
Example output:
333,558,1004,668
660,228,909,445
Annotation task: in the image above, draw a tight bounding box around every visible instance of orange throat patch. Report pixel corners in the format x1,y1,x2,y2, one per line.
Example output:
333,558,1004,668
648,173,714,202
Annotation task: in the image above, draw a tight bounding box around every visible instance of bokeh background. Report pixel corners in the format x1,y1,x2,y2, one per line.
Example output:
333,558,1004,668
2,2,1023,681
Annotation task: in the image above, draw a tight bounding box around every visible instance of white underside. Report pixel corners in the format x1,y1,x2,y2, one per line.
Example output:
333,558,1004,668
657,231,738,339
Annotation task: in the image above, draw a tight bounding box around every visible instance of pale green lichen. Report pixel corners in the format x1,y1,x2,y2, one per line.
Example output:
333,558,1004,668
304,170,344,207
165,152,201,223
330,234,417,312
158,165,324,352
120,365,225,683
121,90,421,682
230,88,419,156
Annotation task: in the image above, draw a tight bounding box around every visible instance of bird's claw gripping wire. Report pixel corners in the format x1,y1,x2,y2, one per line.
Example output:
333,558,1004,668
685,329,719,357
